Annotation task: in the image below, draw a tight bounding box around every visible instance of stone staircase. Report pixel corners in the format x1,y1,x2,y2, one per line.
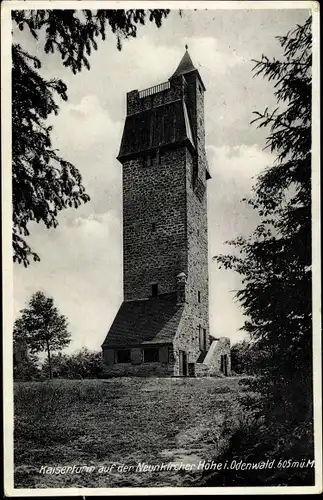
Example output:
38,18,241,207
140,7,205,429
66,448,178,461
195,337,231,377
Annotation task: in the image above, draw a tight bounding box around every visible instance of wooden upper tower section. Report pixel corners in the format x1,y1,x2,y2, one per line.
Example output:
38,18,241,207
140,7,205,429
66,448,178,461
117,48,210,180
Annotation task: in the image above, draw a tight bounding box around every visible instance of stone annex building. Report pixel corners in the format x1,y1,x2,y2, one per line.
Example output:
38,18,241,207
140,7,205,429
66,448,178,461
102,49,231,377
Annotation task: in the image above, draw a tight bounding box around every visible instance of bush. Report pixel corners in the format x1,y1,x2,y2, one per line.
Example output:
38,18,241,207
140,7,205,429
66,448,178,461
198,376,314,487
199,410,314,486
41,348,103,379
13,345,41,381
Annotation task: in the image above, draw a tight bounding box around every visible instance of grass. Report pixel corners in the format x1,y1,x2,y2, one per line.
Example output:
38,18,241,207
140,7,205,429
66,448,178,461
14,376,251,488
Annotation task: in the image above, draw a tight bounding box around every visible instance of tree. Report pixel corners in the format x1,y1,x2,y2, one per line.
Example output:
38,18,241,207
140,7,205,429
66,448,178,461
199,16,313,487
40,352,72,379
216,15,312,424
12,9,170,266
14,291,71,379
230,340,268,375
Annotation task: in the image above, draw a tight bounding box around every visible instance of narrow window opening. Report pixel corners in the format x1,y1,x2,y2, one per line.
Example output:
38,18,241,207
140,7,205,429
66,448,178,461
198,291,201,303
116,349,131,363
199,325,207,352
151,283,158,297
143,348,159,363
152,222,156,232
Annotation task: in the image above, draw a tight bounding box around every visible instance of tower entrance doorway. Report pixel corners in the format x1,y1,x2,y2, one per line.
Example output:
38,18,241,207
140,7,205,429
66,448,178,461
179,350,188,376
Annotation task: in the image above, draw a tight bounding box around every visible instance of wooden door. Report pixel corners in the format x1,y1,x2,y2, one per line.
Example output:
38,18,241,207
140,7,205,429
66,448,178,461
179,351,188,377
224,354,228,376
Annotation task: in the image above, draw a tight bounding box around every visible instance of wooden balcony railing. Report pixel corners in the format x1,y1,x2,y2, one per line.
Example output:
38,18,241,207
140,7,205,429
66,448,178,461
139,81,170,99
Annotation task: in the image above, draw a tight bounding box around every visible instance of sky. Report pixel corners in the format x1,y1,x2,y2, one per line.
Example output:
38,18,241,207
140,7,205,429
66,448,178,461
12,6,311,353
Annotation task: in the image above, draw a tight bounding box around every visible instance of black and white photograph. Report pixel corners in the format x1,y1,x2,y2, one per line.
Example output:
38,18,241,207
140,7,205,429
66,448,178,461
2,0,321,495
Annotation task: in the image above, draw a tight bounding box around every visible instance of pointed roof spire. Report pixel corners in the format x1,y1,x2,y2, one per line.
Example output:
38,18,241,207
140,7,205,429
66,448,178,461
170,46,206,90
171,47,196,78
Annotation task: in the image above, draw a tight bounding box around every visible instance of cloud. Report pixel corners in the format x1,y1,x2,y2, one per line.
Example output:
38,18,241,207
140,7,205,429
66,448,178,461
188,36,247,75
12,9,308,352
13,99,274,352
206,143,274,341
114,34,247,95
50,93,122,154
209,267,248,343
13,209,123,352
207,143,273,250
207,143,273,187
48,94,123,219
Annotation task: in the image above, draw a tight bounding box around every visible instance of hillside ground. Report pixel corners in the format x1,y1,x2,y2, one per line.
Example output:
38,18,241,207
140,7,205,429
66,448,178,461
14,376,251,488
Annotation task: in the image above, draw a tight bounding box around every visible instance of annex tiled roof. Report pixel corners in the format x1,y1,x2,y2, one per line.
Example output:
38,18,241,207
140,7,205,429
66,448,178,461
102,293,183,348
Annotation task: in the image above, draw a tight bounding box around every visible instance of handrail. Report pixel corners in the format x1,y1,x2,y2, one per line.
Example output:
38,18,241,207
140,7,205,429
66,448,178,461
139,81,170,99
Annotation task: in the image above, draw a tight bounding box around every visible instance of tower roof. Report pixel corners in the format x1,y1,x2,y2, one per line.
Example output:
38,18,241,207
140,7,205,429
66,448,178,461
170,47,206,90
102,293,183,348
171,48,196,78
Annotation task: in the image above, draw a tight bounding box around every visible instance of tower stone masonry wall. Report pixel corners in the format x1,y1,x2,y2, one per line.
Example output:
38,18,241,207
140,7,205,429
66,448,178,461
173,73,209,369
123,147,188,301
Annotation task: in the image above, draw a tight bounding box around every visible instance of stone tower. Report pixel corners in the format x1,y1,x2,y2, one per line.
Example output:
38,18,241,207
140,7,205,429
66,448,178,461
102,49,231,377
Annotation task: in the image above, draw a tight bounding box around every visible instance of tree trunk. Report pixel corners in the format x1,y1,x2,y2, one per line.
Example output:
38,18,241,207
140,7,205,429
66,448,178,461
46,340,52,380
